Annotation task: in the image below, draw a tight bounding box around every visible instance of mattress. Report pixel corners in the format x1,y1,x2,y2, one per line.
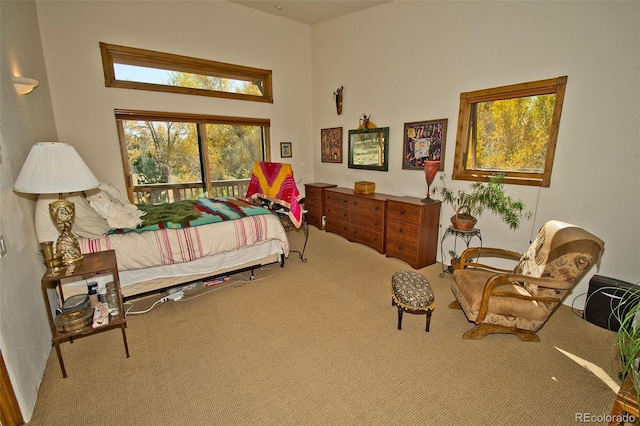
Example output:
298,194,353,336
68,210,289,297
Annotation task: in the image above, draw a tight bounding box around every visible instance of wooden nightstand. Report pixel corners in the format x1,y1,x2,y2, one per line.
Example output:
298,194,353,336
304,183,337,229
40,250,129,378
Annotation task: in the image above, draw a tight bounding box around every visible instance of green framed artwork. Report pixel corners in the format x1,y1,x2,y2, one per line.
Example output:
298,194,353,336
348,127,389,171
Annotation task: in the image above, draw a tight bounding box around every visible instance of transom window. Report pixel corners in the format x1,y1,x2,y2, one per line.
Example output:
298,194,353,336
115,110,270,204
100,42,273,103
453,76,567,187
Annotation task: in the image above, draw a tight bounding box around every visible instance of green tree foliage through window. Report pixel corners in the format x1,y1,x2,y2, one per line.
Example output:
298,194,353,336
205,124,263,181
472,94,555,173
101,42,273,103
169,71,263,97
453,76,567,187
116,110,270,204
125,120,200,185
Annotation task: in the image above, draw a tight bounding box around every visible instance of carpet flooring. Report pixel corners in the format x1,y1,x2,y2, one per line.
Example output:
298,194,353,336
27,226,623,425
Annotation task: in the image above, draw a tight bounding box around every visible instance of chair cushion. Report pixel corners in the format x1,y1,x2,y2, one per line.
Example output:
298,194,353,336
391,271,434,311
514,221,603,299
451,269,549,322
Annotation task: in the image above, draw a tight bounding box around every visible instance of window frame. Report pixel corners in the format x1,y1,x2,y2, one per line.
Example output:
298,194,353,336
114,109,271,201
452,76,567,187
100,42,273,103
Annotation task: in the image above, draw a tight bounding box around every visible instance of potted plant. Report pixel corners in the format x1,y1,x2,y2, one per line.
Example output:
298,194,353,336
449,250,461,272
614,288,640,409
433,174,532,231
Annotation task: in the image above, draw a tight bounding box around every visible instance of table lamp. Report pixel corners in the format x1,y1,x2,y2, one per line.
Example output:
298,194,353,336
14,142,99,264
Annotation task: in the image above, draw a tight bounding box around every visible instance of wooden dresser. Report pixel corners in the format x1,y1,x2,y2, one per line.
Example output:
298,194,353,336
322,186,441,268
324,187,387,253
304,183,337,229
385,198,441,269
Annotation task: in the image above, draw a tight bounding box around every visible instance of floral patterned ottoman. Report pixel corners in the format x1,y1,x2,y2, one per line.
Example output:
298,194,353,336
391,271,435,332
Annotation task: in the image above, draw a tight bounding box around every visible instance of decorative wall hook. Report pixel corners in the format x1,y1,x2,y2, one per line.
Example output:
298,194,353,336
333,86,343,115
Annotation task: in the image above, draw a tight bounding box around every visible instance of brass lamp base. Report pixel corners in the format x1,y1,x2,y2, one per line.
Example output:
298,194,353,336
49,198,83,265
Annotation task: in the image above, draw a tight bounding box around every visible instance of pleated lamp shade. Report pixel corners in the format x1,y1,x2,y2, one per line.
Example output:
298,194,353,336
14,142,99,194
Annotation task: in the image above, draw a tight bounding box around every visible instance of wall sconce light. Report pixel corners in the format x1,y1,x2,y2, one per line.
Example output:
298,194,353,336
12,76,39,95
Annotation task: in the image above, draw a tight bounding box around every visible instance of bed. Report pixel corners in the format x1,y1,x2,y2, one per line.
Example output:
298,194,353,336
35,184,289,299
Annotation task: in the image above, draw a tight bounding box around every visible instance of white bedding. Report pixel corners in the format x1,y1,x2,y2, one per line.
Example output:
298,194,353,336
78,214,289,270
116,243,282,297
36,191,290,298
75,213,289,295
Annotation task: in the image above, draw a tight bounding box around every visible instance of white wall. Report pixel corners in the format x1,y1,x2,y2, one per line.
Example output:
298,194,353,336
311,1,640,306
0,0,59,420
35,0,314,189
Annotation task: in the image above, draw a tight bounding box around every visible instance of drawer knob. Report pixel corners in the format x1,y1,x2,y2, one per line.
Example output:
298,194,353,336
399,229,404,233
400,210,405,215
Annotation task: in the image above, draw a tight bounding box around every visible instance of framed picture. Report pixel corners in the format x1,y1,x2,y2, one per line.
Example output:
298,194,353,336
280,142,292,158
348,127,389,171
321,127,343,163
402,119,447,170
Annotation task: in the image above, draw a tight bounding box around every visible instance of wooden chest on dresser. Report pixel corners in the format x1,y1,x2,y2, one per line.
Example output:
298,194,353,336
304,183,337,229
385,198,441,269
324,187,387,253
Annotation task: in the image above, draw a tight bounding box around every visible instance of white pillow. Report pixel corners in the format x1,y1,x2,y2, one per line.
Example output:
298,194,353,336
86,182,145,229
99,181,132,206
35,193,111,243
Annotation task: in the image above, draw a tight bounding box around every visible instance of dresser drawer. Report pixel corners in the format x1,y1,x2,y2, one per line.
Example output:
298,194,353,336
386,201,421,222
325,204,350,222
350,197,385,218
325,217,350,239
304,197,320,213
305,211,321,228
325,191,351,208
352,211,385,230
304,196,321,228
385,240,419,266
386,219,419,244
305,185,323,201
351,227,385,253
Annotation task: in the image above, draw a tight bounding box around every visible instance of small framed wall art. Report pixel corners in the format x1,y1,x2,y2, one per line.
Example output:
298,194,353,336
402,118,447,171
321,127,343,163
280,142,292,158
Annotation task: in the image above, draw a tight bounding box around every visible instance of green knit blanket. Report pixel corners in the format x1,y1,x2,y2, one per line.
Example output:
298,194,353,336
137,200,201,227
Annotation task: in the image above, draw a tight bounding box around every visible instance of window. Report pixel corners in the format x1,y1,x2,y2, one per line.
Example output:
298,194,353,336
115,110,270,204
453,76,567,187
100,42,273,103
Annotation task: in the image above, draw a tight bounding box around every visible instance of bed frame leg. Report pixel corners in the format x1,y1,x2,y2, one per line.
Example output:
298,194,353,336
250,268,255,281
